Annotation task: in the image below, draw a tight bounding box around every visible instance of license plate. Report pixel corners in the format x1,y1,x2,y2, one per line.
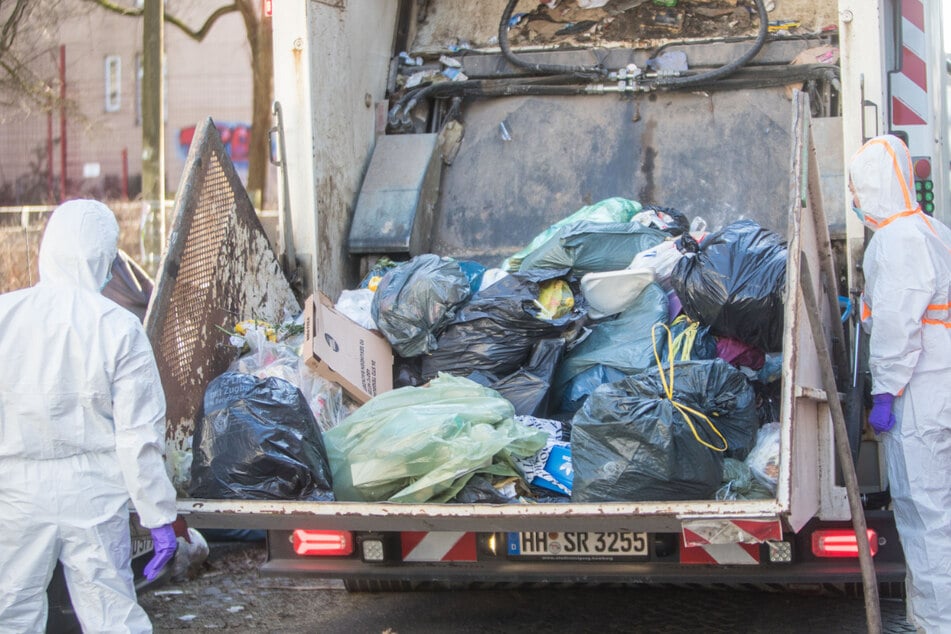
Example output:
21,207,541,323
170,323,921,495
129,515,154,560
507,531,648,559
131,535,154,559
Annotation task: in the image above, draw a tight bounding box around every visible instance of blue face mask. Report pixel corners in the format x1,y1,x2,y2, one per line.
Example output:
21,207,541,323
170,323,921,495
851,202,865,223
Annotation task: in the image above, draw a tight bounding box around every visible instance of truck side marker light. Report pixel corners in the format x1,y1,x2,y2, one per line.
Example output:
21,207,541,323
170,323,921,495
811,529,878,558
361,538,386,562
767,541,792,563
292,530,354,556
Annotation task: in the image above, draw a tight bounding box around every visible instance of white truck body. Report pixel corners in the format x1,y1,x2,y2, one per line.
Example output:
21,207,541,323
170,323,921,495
150,0,948,586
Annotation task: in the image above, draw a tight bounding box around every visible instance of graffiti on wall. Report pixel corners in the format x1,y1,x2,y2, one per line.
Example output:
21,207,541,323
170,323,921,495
178,122,251,168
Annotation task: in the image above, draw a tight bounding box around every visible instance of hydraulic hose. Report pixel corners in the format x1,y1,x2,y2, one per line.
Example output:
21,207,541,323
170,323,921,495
498,0,607,77
391,62,836,121
654,0,769,88
389,74,595,127
664,63,838,92
391,0,821,127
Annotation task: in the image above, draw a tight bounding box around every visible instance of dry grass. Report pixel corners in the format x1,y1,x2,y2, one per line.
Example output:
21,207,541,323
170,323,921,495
0,202,148,294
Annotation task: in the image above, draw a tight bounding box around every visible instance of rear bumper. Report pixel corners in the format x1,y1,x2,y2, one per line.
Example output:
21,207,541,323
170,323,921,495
262,513,905,586
261,556,906,586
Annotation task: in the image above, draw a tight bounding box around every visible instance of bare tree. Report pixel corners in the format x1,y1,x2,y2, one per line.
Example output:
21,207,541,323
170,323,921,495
88,0,273,205
0,0,66,113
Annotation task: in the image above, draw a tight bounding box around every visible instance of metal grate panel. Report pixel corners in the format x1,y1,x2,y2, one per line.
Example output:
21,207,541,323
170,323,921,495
145,117,300,490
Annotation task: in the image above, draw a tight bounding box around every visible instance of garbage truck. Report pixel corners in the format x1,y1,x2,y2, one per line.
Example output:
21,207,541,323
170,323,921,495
145,0,949,592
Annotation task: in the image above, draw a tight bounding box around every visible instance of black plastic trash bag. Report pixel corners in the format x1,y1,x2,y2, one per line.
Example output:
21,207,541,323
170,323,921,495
371,254,473,357
189,372,334,501
422,270,586,380
468,338,566,417
571,359,758,502
555,282,669,413
518,221,668,275
671,219,787,351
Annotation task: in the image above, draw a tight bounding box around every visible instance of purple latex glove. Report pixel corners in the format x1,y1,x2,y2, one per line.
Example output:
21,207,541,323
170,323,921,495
868,393,896,434
144,524,178,581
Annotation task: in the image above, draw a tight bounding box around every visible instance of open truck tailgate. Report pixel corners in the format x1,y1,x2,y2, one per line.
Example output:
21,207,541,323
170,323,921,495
148,94,847,536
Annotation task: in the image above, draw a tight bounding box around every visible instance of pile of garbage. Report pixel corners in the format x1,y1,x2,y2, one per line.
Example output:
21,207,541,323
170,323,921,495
191,197,786,505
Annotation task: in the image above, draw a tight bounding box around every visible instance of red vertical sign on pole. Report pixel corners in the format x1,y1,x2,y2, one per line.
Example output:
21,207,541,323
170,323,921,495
47,110,54,203
59,45,67,203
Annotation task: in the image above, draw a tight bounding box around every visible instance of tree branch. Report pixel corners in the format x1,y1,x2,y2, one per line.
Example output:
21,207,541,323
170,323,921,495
1,0,31,54
86,0,239,42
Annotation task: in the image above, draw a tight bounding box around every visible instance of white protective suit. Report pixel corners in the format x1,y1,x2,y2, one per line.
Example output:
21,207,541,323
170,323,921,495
851,135,951,633
0,200,177,633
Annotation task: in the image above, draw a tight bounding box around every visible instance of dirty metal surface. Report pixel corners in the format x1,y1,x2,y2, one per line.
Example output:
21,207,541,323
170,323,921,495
348,132,441,255
429,87,796,266
145,117,300,491
176,497,784,533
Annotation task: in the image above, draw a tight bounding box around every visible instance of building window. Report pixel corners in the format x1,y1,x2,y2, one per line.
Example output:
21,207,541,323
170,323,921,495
105,55,121,113
135,53,142,125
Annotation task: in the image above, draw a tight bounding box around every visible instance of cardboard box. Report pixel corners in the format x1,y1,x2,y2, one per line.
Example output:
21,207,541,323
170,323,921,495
303,293,394,404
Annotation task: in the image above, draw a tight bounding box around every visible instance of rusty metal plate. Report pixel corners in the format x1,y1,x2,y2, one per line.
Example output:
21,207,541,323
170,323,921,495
145,117,300,491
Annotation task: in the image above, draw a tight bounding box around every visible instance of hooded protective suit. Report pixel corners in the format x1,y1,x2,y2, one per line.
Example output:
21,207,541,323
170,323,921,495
851,135,951,633
0,200,177,633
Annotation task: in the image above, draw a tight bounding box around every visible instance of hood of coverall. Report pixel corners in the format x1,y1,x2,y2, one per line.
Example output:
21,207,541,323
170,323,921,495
848,134,919,230
38,199,119,291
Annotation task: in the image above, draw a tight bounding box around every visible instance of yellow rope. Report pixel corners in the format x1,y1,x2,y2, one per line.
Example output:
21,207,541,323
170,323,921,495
669,314,699,361
651,322,728,452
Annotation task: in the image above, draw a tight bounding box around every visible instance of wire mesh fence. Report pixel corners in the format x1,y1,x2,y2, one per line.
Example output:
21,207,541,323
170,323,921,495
0,201,171,294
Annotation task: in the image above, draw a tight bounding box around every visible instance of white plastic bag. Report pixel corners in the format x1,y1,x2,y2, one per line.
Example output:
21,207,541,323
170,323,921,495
630,240,684,290
229,328,346,432
335,288,377,330
746,422,781,492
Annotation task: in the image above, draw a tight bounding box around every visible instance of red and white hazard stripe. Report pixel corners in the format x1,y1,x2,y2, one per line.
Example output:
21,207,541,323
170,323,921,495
891,0,928,128
400,532,478,562
679,518,782,566
680,539,762,565
681,518,783,546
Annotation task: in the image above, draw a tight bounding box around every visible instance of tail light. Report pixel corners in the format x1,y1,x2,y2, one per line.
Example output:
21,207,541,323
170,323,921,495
811,529,878,558
292,530,354,556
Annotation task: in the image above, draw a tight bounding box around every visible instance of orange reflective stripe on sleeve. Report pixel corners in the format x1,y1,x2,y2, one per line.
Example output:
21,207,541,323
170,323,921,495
922,302,951,327
865,301,951,326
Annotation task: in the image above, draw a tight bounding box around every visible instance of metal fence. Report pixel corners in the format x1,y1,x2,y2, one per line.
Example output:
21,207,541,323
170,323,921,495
0,201,174,294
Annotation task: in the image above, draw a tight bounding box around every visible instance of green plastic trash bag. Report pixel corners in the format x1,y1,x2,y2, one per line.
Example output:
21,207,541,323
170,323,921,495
502,197,643,271
716,458,774,501
324,374,548,503
517,221,668,275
